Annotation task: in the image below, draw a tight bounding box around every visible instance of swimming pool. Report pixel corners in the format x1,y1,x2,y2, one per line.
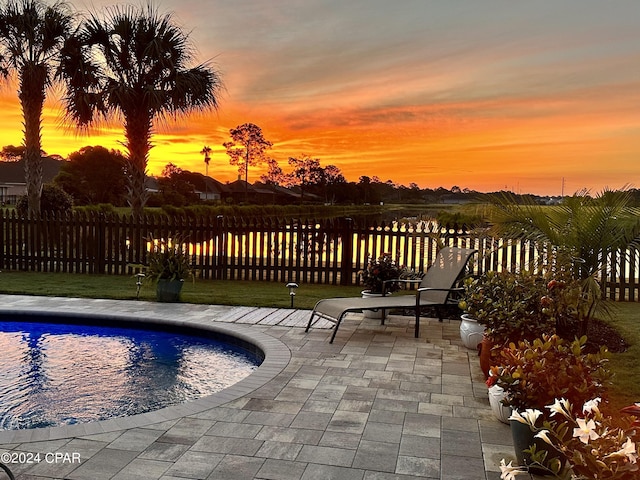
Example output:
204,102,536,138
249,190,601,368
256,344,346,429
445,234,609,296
0,318,261,430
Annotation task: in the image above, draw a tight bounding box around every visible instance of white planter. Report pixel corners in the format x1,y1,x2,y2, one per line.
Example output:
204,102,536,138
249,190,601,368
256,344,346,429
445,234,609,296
361,290,385,319
459,314,485,350
488,384,512,424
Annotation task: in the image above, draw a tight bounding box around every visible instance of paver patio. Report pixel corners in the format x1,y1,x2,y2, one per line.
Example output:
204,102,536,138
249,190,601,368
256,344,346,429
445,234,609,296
0,295,515,479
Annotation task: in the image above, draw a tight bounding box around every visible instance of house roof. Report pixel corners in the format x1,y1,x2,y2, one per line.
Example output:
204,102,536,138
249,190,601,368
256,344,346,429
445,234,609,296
226,179,256,194
0,157,64,184
202,176,229,194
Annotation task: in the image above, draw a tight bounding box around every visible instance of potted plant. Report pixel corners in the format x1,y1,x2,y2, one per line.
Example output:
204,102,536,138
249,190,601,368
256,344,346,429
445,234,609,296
486,376,513,424
146,234,192,302
359,252,404,295
459,311,485,350
459,270,557,375
490,334,611,472
358,252,409,319
503,398,640,479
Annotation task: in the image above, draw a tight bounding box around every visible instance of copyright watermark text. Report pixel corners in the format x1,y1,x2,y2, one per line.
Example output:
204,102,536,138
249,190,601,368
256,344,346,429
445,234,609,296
1,451,81,465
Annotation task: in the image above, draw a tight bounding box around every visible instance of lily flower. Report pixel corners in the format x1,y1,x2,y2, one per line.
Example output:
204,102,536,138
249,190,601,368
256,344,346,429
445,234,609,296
606,438,638,464
508,408,542,426
499,459,525,480
582,398,601,415
521,408,542,426
573,418,600,444
508,410,527,425
547,398,571,418
534,429,553,446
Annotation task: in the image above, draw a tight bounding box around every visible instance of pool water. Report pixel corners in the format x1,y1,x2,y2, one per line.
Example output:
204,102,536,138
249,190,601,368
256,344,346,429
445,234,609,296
0,320,260,430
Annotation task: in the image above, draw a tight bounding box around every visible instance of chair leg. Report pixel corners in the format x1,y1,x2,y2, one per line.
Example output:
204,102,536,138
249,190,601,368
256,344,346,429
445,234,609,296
330,313,346,343
414,307,420,338
305,311,316,332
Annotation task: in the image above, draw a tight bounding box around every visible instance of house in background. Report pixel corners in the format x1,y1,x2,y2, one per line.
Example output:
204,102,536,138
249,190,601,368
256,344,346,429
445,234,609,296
226,179,313,204
196,176,228,201
0,158,64,204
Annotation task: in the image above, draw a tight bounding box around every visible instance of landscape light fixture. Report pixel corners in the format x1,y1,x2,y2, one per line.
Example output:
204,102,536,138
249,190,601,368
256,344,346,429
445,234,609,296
135,273,145,300
285,282,299,308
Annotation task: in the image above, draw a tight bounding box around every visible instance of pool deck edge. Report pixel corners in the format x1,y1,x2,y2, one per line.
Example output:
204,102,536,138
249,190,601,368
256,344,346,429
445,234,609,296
0,299,292,444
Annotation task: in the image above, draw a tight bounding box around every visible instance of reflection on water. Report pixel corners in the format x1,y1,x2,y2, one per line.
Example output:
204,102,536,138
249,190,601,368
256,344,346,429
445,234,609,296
0,321,259,430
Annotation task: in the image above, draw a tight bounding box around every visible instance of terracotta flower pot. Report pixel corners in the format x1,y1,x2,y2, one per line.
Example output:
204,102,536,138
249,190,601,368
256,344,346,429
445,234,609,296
479,334,494,378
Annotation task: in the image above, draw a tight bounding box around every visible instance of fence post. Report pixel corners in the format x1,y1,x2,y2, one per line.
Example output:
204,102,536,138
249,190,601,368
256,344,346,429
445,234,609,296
339,217,353,285
96,212,106,274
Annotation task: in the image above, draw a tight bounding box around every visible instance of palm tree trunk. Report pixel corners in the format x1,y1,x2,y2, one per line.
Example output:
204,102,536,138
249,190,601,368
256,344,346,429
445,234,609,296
124,113,152,218
244,150,249,203
19,64,47,218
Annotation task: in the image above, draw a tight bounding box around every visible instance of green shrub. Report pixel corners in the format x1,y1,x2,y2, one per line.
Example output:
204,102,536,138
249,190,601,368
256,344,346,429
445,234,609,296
160,205,186,217
74,203,115,214
436,210,485,228
489,334,611,413
460,270,556,345
16,183,73,217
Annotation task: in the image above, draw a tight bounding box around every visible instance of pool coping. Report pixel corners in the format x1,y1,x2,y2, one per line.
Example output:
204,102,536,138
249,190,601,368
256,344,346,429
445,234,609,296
0,307,292,444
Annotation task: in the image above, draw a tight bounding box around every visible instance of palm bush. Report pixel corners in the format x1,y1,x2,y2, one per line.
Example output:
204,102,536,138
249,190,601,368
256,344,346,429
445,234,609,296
490,189,640,334
145,235,192,282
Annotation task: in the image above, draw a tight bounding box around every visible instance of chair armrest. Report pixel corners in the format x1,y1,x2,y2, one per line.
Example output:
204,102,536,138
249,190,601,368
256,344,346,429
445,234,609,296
384,279,422,286
415,287,464,302
416,286,464,293
382,278,422,295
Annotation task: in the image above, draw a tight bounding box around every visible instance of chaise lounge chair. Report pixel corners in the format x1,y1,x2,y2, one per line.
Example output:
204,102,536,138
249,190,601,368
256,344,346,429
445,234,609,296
305,246,477,343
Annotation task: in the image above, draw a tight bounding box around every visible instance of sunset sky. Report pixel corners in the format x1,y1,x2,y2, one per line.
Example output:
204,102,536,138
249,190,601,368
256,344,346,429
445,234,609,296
1,0,639,195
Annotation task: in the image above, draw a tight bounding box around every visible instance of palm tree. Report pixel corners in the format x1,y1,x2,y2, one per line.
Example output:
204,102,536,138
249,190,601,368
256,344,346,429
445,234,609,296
0,0,74,217
200,145,211,199
58,4,222,217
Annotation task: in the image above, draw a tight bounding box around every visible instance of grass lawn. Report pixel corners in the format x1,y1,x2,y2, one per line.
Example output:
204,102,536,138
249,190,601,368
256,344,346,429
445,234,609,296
0,270,637,409
605,301,640,411
0,270,366,309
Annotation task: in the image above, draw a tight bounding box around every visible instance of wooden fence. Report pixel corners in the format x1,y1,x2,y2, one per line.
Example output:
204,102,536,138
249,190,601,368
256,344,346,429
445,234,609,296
0,211,638,300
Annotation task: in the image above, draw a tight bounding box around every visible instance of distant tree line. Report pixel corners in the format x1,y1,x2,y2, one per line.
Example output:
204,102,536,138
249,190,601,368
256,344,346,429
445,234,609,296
7,143,640,218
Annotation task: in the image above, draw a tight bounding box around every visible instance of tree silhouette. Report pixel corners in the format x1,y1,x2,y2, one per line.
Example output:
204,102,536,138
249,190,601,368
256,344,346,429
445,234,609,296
223,123,272,201
0,145,27,161
260,158,284,186
157,163,199,206
0,0,75,217
54,146,127,205
287,155,323,203
58,4,222,217
321,164,346,204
